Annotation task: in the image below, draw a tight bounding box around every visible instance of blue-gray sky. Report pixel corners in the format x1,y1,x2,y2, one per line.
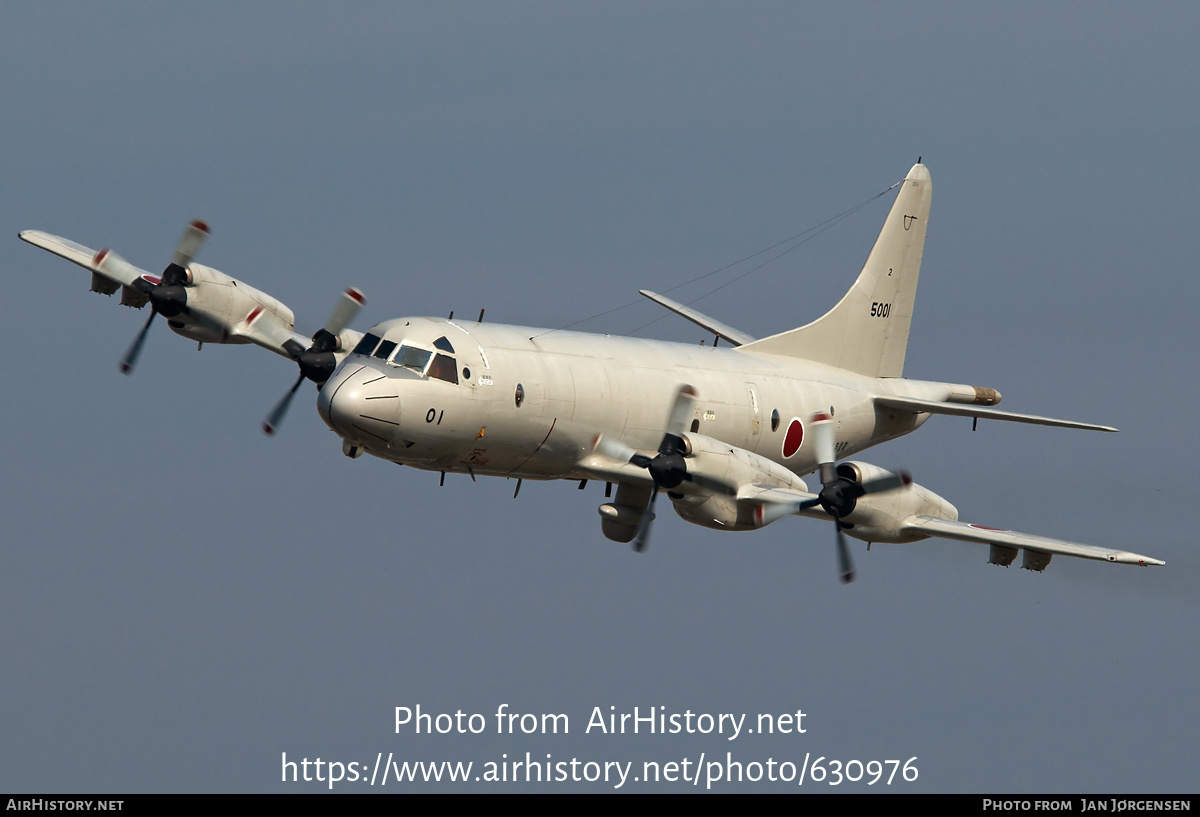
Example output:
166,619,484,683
2,3,1196,792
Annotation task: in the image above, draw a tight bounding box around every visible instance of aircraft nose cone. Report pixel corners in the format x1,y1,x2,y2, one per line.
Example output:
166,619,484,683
317,363,400,445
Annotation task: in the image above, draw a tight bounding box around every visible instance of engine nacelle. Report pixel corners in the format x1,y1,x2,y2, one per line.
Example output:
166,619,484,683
165,263,296,344
672,493,749,531
670,432,809,531
833,461,959,544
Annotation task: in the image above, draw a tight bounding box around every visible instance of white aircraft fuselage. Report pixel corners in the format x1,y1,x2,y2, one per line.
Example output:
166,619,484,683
319,317,940,482
21,161,1166,572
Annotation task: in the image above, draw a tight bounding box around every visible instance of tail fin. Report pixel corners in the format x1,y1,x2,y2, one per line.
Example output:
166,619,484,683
740,162,932,378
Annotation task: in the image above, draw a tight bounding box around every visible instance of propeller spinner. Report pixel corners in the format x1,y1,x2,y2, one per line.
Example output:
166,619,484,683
592,385,734,552
806,412,911,583
97,220,210,375
262,288,366,436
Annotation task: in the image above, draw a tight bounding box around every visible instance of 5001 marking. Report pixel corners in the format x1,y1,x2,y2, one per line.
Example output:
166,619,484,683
871,302,891,318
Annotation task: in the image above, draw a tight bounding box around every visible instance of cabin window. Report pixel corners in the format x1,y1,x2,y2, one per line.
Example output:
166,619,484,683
427,353,459,384
353,333,381,356
771,409,780,432
515,383,525,408
373,339,397,361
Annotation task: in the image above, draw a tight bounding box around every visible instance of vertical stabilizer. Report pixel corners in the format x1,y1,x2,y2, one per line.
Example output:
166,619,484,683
741,163,932,378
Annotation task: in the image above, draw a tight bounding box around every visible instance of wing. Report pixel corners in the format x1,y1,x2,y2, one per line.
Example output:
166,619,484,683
578,433,1164,573
20,227,334,363
737,483,825,527
20,229,153,304
902,515,1164,568
24,224,371,436
20,230,122,277
576,451,654,488
226,304,315,361
737,484,817,504
687,455,1164,570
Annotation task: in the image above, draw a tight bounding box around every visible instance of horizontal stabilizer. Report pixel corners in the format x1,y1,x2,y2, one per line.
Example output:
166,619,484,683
903,515,1164,566
874,395,1118,432
638,290,756,346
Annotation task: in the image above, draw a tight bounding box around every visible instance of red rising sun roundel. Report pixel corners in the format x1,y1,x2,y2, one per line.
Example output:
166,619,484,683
782,417,804,458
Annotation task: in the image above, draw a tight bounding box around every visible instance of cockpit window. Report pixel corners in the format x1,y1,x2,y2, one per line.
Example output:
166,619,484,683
427,353,459,384
361,338,459,384
353,333,381,356
393,344,432,373
432,336,455,353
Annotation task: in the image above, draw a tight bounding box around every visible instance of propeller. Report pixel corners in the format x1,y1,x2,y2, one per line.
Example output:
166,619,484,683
806,412,911,583
262,288,366,436
592,385,734,552
98,220,210,375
